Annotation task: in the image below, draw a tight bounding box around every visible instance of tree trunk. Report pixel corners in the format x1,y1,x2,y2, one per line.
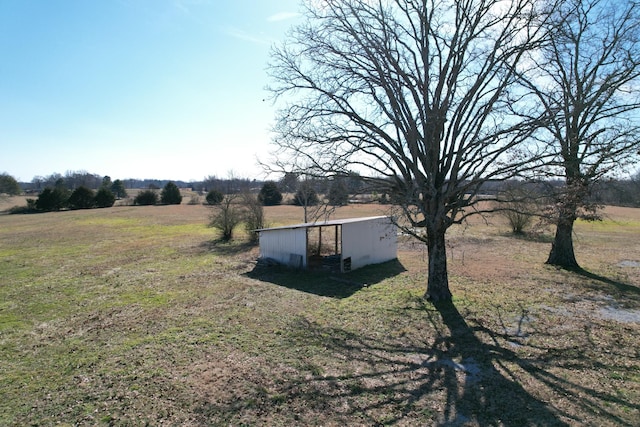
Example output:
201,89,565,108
546,217,580,269
425,229,452,302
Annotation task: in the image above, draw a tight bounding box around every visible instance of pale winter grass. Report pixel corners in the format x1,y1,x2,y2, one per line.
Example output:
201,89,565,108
0,202,638,425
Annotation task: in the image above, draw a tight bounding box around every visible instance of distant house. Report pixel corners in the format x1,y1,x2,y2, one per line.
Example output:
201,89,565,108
255,216,397,272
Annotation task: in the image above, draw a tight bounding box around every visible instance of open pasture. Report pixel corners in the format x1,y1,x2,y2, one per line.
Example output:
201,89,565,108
0,201,639,425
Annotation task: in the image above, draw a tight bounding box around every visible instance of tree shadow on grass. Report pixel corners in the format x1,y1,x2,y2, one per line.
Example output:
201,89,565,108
202,238,257,256
574,268,640,301
244,258,407,298
193,300,638,426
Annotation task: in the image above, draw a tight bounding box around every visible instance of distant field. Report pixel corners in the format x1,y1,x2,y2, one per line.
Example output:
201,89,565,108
0,201,638,425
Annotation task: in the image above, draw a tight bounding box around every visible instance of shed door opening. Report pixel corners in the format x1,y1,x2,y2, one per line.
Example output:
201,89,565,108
306,224,342,270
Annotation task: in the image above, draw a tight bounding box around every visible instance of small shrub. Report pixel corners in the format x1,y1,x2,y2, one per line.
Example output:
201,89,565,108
7,199,37,214
161,182,182,205
188,194,201,205
206,189,224,205
134,190,159,206
497,183,541,234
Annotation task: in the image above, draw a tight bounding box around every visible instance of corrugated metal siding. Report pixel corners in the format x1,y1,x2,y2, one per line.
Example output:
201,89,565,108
342,217,397,271
258,228,308,267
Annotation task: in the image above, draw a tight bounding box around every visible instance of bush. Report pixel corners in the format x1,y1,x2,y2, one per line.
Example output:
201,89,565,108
206,189,224,205
161,182,182,205
497,183,540,234
209,195,243,241
258,181,283,206
68,186,96,209
35,187,69,212
7,199,36,214
242,192,265,243
94,188,116,208
134,190,158,206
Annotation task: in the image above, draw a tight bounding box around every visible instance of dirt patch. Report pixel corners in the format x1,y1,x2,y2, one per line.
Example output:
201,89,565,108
618,260,640,268
599,306,640,323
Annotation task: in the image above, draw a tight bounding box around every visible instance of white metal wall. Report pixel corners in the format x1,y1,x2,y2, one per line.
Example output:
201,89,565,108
258,228,308,267
341,217,397,271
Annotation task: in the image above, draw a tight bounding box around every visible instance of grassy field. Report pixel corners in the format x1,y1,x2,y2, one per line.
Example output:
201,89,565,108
0,197,639,426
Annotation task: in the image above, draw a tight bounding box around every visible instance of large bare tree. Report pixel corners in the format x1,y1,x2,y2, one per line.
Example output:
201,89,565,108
526,0,640,269
267,0,549,301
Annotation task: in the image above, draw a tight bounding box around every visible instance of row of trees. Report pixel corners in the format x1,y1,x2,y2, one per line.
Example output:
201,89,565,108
132,182,183,206
16,181,184,212
266,0,640,301
31,186,116,212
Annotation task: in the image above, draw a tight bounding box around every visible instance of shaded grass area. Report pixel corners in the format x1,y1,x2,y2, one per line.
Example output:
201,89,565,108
0,204,639,425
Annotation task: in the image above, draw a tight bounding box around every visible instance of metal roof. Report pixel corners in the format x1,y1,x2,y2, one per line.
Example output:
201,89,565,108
254,215,390,232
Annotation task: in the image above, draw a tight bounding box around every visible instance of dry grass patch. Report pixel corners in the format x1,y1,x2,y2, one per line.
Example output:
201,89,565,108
0,203,638,425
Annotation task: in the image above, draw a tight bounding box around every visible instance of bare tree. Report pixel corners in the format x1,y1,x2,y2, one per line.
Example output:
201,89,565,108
267,0,549,301
524,0,640,269
209,194,244,241
241,191,266,243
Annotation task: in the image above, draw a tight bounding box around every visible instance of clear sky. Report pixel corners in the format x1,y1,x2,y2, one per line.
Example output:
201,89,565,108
0,0,302,183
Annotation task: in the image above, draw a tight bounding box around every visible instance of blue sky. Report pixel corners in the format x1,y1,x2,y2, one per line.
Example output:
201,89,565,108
0,0,302,182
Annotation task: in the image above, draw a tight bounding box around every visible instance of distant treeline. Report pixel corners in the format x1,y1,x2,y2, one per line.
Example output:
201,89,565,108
19,172,261,194
14,170,640,208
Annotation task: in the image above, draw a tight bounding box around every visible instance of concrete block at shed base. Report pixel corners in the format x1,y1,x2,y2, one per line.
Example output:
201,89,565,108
289,254,303,269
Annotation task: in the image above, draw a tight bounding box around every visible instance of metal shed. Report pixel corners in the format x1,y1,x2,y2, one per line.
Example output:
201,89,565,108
256,216,397,272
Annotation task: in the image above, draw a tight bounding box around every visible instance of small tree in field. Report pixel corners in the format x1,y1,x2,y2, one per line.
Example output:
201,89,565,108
68,186,96,209
35,187,69,211
209,194,244,241
95,188,116,208
0,173,21,195
242,192,265,243
161,181,182,205
258,181,283,206
111,179,128,199
134,190,158,206
328,178,349,206
206,189,224,205
293,180,319,214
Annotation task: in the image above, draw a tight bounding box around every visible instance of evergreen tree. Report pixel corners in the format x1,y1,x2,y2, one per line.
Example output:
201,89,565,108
258,181,283,206
161,182,182,205
206,189,224,205
68,186,95,209
35,187,69,211
293,182,319,207
111,180,128,199
134,190,158,206
328,179,349,206
95,188,116,208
